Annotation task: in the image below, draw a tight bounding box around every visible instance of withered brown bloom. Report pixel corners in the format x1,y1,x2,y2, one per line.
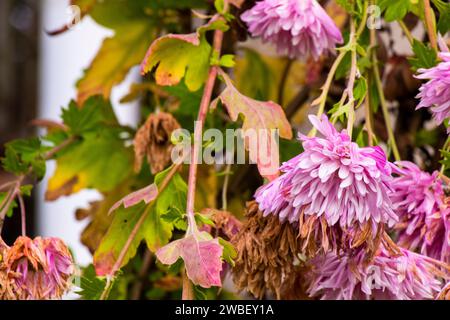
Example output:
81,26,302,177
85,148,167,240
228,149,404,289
232,201,307,299
2,236,74,300
134,112,181,174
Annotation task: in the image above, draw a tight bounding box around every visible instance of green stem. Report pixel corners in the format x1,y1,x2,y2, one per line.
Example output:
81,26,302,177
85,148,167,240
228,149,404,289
398,20,413,44
372,43,401,161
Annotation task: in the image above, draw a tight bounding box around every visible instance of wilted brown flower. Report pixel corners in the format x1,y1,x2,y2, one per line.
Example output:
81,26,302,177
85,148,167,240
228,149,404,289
2,236,74,300
134,112,181,174
232,201,307,299
201,208,242,240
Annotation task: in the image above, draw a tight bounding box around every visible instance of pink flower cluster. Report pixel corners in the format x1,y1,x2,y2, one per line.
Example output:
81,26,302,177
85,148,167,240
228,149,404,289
391,161,449,263
1,236,74,300
241,0,343,60
306,246,443,300
416,51,450,131
255,115,396,234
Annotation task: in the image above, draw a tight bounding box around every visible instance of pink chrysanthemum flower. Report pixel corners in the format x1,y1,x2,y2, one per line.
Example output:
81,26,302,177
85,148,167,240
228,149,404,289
416,51,450,131
391,161,449,263
241,0,343,60
256,114,396,226
306,246,445,300
3,236,74,300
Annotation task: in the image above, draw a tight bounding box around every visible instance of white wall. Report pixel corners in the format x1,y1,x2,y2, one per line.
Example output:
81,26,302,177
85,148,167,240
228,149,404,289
38,0,139,266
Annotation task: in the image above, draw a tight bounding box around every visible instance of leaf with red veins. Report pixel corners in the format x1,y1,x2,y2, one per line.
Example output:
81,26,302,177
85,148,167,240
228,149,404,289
108,184,158,215
140,18,228,91
156,231,223,288
212,72,293,180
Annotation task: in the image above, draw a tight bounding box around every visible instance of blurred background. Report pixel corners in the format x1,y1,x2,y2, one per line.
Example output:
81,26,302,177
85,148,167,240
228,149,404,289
0,0,140,265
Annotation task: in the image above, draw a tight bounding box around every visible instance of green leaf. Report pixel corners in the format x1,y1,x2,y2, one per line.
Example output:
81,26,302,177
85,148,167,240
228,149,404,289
46,130,133,200
379,0,411,22
141,19,229,91
218,237,237,267
62,96,118,135
76,264,127,300
408,39,438,70
0,192,17,218
94,167,187,276
2,138,47,179
219,54,236,68
354,77,368,107
77,20,155,104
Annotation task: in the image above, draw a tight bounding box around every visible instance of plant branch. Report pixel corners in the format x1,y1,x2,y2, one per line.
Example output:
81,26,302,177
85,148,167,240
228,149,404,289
398,20,413,44
130,250,153,300
277,59,293,106
18,193,26,236
183,21,225,300
423,0,438,50
370,20,401,162
346,19,357,137
221,164,232,210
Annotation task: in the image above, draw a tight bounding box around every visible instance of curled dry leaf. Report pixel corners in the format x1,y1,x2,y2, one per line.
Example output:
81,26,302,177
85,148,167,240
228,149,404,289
156,231,223,288
134,112,181,174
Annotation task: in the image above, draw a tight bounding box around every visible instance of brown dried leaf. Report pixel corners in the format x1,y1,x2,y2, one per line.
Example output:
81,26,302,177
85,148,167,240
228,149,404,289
134,112,181,174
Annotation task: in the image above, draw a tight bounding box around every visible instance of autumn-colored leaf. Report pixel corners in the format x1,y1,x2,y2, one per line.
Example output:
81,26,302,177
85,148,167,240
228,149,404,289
212,71,293,180
140,18,228,91
156,231,223,288
77,21,155,104
108,184,158,215
94,169,186,276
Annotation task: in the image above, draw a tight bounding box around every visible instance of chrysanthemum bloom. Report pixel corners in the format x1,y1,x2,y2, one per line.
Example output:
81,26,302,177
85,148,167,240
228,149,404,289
255,115,397,255
306,246,445,300
391,161,449,263
3,236,74,300
416,51,450,131
241,0,343,60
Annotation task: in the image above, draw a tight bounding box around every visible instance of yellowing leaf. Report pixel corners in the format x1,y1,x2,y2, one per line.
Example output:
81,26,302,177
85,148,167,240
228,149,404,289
212,72,293,180
93,169,187,276
46,133,133,200
141,18,228,91
77,21,155,104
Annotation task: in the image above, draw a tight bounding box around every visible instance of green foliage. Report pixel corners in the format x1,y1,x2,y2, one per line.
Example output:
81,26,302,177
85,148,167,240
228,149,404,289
94,167,187,275
47,97,133,199
62,97,118,135
433,0,450,34
408,39,438,70
2,138,47,179
76,264,128,300
379,0,411,22
141,20,229,92
218,237,237,267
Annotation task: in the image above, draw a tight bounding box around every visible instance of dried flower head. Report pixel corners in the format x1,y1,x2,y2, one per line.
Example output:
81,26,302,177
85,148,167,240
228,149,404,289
134,112,181,174
391,161,449,263
3,236,74,300
255,115,397,255
232,201,306,299
306,245,445,300
241,0,343,60
416,51,450,131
